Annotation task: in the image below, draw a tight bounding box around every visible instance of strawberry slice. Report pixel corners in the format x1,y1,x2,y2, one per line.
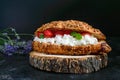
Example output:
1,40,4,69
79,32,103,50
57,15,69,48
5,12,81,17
37,31,44,38
81,32,91,36
43,29,54,38
37,31,42,37
64,30,72,35
55,30,64,36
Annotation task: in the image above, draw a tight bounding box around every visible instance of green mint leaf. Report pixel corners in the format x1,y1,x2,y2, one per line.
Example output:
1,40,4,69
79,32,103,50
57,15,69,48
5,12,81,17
75,33,82,40
70,31,82,40
39,34,44,39
70,31,77,37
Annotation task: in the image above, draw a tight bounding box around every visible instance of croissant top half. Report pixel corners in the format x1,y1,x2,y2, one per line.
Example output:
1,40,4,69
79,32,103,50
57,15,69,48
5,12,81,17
35,20,106,40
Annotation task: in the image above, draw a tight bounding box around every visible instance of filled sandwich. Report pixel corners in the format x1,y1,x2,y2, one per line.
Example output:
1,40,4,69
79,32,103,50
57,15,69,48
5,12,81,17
30,20,111,73
33,20,111,55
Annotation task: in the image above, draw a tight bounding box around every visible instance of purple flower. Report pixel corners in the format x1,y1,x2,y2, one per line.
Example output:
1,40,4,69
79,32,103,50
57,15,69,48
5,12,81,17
0,40,32,56
0,27,33,56
23,40,32,54
3,44,16,56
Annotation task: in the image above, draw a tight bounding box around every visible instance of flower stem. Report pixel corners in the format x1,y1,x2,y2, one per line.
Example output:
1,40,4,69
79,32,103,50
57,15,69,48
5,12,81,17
7,33,34,36
0,33,13,45
6,36,13,45
10,27,21,40
0,37,8,42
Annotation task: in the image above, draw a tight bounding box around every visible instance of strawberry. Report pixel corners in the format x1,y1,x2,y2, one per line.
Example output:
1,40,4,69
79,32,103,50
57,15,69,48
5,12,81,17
81,32,91,36
55,30,64,36
64,30,72,35
43,29,54,38
37,31,44,38
37,31,42,37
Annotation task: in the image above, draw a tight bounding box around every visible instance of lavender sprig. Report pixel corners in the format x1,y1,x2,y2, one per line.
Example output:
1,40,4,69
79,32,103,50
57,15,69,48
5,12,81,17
0,27,21,45
10,27,20,40
0,27,33,56
0,40,32,55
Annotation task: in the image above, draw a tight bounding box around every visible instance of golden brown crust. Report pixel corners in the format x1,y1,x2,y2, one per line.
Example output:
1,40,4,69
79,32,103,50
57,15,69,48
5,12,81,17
35,20,106,40
32,41,111,55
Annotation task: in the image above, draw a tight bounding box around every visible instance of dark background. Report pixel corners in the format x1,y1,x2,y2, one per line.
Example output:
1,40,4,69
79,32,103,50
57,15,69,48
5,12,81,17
0,0,120,36
0,1,120,79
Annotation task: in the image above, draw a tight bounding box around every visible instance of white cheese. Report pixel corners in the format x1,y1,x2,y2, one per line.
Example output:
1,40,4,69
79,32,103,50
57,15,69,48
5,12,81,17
34,34,98,46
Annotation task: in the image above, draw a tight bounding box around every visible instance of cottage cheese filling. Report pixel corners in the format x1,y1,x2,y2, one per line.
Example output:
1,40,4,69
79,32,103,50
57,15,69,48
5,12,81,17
34,34,98,46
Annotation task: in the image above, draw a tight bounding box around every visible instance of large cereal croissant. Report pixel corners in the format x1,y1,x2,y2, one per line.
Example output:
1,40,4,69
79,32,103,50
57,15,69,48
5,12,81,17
33,20,111,55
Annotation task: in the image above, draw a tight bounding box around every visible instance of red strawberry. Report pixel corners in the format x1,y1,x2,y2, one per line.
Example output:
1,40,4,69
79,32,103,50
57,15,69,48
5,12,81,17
55,30,64,36
64,30,72,35
43,29,54,38
81,32,91,36
37,31,42,37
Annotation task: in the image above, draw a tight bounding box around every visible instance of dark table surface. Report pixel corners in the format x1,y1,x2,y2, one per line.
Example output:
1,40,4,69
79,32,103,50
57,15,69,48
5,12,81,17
0,37,120,80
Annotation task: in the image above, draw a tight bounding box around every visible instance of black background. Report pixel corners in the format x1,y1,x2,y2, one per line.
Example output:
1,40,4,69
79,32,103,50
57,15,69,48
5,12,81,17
0,0,120,36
